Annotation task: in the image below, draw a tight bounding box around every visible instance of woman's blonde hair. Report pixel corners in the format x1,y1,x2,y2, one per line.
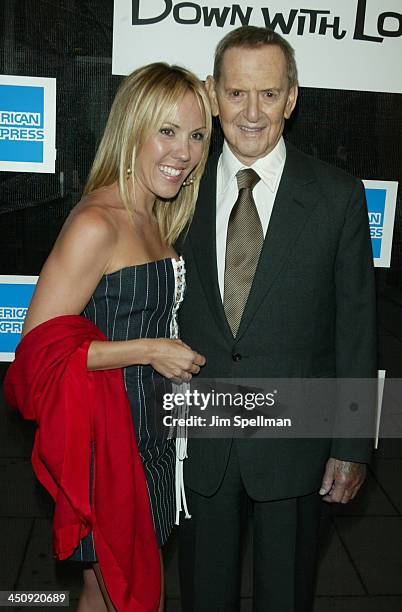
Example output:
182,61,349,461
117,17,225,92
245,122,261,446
84,63,212,245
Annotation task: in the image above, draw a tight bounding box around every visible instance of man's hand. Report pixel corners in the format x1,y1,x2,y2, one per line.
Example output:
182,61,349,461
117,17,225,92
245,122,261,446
319,457,366,504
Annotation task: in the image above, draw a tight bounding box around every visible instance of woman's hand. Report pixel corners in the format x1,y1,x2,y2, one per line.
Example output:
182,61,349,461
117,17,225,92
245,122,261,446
147,338,206,381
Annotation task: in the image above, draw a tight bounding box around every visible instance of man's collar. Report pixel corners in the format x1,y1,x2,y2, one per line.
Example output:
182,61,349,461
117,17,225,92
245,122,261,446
219,137,286,194
219,141,244,194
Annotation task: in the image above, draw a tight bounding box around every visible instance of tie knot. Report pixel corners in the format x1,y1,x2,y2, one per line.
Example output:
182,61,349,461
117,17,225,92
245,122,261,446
236,168,260,191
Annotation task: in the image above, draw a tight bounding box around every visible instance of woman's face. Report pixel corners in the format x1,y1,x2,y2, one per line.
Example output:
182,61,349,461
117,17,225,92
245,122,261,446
135,90,207,206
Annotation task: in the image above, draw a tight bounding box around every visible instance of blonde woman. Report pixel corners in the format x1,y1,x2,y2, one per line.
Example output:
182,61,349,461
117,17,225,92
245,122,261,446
9,63,212,611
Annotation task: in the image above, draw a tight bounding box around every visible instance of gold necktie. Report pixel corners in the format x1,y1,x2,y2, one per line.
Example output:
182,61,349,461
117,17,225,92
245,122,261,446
224,168,263,337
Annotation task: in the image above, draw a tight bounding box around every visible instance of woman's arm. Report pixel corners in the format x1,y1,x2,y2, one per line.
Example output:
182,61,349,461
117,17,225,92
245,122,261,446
23,206,116,333
87,336,203,379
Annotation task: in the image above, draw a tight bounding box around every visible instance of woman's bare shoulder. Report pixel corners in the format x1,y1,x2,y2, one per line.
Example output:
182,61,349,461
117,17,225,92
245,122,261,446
60,184,124,245
22,186,126,332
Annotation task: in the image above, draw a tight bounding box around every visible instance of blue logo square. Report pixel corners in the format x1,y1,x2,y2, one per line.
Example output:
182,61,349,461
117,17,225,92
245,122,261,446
0,84,44,163
0,283,36,354
366,188,386,259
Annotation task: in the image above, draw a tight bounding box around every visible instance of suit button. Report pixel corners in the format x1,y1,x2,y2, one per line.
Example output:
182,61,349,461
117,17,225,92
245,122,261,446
232,353,242,362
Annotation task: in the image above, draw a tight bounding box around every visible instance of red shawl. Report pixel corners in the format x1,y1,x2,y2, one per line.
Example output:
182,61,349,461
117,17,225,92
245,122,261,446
3,315,160,611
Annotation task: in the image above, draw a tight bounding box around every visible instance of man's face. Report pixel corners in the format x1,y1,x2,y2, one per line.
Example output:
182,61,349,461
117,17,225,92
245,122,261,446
207,45,298,166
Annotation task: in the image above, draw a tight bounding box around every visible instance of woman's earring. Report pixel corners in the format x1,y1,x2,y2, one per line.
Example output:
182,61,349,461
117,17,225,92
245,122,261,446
183,175,195,187
126,168,132,178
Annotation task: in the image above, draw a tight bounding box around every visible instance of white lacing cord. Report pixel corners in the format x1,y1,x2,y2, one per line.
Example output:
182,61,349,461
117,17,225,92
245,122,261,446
170,259,191,524
174,381,191,524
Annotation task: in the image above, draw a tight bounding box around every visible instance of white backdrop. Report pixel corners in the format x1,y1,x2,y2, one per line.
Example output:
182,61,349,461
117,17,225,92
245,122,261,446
113,0,402,93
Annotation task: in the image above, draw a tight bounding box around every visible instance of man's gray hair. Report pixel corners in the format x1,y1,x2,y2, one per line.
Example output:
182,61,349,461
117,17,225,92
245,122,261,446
213,25,298,88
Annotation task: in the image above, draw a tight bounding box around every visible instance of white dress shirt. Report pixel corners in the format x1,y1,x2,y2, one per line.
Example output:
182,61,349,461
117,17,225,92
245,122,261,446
216,136,286,300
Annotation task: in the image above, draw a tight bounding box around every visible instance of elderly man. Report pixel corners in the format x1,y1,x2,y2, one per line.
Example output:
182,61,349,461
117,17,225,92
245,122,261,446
178,26,376,611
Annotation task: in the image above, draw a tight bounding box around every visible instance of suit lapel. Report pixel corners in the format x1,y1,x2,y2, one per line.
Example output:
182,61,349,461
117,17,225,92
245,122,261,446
236,144,320,341
187,153,234,342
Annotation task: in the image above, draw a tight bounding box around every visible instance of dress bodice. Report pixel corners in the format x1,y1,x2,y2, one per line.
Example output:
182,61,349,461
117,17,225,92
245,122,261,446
81,256,188,538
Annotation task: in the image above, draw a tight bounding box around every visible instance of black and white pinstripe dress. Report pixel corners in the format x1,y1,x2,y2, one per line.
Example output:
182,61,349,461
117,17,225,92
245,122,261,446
68,257,185,560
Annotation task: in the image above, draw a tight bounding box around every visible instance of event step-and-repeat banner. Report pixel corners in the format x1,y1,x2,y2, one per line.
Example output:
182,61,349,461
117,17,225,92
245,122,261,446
364,180,398,268
0,0,400,359
0,75,56,173
113,0,402,93
0,276,37,361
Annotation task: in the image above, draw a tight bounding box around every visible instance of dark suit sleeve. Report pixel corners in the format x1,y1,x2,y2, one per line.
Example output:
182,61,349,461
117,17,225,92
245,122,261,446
330,179,377,463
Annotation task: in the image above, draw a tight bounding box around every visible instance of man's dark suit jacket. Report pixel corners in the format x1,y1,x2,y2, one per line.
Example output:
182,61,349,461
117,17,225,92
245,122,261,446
178,141,376,502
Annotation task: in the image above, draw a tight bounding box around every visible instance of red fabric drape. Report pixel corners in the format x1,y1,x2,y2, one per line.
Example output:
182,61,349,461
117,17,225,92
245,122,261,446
3,315,160,611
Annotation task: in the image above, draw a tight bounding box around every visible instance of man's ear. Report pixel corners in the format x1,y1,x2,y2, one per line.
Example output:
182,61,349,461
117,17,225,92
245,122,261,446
205,75,220,117
284,85,298,120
